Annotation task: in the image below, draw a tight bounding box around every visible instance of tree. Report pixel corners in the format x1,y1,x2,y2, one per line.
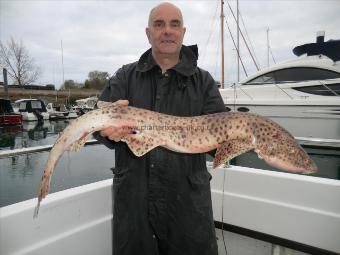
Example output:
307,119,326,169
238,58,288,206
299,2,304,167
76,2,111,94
84,70,109,90
0,37,41,86
61,79,83,90
62,79,76,90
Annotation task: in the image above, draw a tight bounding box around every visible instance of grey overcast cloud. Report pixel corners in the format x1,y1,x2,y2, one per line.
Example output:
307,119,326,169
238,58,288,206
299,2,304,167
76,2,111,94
1,0,339,88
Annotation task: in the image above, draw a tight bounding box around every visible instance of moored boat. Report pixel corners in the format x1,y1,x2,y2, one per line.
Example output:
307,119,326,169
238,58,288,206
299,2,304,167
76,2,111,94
219,32,340,119
46,103,78,120
74,96,98,114
13,99,50,121
0,99,22,126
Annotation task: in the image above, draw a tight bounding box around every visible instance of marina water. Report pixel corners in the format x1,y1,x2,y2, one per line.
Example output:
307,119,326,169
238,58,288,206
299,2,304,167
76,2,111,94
1,119,339,208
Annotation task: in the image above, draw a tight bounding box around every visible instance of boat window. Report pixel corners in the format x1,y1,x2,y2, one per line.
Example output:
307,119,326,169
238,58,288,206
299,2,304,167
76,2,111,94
31,101,42,109
19,102,27,111
0,100,14,114
292,83,340,96
245,67,340,85
274,67,340,82
246,72,275,84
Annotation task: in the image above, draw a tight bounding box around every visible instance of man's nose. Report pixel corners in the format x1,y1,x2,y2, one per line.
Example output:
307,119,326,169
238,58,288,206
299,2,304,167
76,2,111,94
163,24,173,34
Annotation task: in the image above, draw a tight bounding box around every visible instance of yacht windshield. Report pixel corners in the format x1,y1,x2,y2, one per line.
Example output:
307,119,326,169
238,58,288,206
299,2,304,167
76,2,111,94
246,67,340,85
31,101,43,109
0,100,14,114
19,102,27,111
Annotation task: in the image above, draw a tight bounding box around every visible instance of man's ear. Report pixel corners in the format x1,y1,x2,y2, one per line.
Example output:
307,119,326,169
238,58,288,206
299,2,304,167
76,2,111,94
145,27,151,43
183,27,186,36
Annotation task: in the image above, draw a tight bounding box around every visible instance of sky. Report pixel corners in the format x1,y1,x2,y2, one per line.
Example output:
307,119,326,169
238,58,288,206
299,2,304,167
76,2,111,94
0,0,339,89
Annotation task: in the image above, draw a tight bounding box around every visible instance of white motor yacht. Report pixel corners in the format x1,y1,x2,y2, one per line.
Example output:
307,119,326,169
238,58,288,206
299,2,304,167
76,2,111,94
75,96,98,114
219,32,340,119
13,99,50,121
46,103,78,120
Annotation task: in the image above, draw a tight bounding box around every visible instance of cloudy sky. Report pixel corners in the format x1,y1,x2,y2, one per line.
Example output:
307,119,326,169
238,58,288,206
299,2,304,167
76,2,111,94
1,0,339,89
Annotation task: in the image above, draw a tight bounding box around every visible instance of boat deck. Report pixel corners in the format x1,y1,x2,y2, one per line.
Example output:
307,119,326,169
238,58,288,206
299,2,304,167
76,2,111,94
1,164,339,255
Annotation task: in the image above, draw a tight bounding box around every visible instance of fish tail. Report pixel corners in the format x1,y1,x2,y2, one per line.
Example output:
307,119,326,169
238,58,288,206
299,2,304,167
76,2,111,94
33,199,41,218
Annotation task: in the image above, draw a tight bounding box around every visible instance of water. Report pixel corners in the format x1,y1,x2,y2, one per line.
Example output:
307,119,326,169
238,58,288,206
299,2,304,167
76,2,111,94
0,120,114,207
0,119,339,208
231,148,340,180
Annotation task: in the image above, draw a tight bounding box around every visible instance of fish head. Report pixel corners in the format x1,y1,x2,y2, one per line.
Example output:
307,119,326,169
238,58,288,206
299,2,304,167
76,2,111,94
256,132,318,174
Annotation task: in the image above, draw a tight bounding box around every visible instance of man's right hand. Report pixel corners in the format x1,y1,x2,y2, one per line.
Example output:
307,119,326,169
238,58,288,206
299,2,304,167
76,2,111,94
99,99,130,142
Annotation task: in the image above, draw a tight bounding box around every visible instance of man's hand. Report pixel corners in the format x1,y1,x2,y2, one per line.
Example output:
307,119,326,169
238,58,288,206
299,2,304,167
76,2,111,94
99,99,130,142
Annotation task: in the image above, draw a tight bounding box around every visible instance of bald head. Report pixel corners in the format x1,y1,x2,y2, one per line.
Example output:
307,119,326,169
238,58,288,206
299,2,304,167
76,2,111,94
145,2,186,66
148,2,184,27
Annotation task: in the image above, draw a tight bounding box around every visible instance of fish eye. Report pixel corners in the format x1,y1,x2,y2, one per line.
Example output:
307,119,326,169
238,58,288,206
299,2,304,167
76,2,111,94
132,129,141,135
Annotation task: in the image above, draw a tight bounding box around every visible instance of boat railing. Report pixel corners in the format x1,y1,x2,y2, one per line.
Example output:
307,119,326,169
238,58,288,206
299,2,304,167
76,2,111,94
273,82,295,99
237,81,295,100
234,83,254,100
0,139,99,158
318,80,340,97
0,137,339,159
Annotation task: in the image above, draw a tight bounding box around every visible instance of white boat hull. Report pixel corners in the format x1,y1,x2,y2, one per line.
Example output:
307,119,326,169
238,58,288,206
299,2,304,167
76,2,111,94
1,165,339,255
0,180,113,255
219,84,340,140
221,103,340,140
224,103,340,119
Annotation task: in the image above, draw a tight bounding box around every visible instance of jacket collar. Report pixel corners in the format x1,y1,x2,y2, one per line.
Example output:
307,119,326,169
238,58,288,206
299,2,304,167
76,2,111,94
136,45,198,76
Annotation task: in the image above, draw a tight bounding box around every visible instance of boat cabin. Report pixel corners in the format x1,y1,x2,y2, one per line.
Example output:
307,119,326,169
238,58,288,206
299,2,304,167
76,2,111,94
14,99,49,121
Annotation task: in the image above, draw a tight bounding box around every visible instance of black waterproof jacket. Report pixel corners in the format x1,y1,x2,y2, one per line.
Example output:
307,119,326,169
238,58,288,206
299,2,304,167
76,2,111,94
95,45,225,255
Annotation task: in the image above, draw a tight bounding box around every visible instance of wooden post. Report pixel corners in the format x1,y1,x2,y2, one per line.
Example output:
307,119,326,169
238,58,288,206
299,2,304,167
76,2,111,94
3,68,9,99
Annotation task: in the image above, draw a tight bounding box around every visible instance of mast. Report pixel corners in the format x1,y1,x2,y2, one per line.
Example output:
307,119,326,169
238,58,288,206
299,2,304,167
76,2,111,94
236,0,240,82
220,0,225,89
61,40,70,105
61,40,65,85
267,27,270,67
225,1,260,71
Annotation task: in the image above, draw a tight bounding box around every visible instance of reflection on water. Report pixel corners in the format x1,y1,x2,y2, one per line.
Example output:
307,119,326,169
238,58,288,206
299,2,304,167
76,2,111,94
0,125,22,148
0,119,339,208
0,120,71,150
0,145,114,207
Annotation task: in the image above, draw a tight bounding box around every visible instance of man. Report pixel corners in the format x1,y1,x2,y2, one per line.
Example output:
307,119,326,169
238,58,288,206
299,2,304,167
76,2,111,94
95,2,225,254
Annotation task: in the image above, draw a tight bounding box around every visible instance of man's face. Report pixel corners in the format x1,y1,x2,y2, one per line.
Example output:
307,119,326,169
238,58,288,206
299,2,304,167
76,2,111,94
146,5,186,56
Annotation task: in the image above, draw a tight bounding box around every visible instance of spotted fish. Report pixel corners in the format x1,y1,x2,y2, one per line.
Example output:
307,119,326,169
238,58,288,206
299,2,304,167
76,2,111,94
35,102,317,216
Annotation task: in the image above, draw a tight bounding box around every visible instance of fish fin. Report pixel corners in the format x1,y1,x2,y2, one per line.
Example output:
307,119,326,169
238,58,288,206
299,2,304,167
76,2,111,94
122,133,165,157
96,100,114,109
68,132,93,152
213,138,254,169
97,100,128,109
